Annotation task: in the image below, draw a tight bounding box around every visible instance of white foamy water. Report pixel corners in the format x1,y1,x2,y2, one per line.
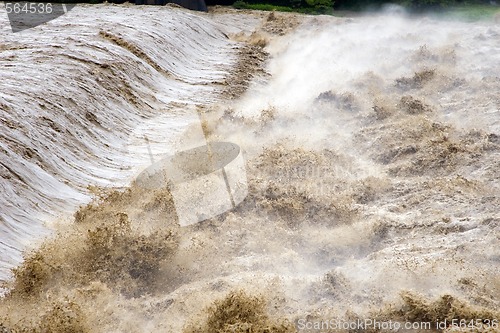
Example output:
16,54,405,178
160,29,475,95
0,6,499,333
0,3,256,281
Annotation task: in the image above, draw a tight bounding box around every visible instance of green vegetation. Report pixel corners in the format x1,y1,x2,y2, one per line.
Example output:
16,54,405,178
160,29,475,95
231,0,499,17
334,0,497,10
233,0,332,13
444,4,500,20
233,1,294,11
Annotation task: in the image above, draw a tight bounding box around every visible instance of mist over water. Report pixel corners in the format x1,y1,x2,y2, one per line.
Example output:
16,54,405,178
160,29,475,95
214,8,500,308
1,5,499,333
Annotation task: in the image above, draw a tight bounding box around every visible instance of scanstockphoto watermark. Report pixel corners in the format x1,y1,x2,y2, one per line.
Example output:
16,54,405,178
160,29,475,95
296,318,499,332
2,1,76,32
296,319,430,331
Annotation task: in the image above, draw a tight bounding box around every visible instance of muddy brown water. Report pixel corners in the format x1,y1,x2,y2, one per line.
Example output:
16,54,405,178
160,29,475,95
1,6,499,333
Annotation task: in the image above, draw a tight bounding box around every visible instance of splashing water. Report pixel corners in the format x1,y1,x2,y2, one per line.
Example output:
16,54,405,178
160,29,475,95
0,5,499,333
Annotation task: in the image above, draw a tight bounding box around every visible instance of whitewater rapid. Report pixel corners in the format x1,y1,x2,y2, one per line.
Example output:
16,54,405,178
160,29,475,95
0,3,257,281
0,5,499,333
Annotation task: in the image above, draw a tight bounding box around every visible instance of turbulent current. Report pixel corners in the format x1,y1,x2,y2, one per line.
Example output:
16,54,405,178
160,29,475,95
0,4,499,333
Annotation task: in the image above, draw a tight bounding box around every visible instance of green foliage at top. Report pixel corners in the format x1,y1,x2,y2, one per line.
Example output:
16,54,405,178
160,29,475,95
233,0,498,17
235,0,333,13
304,0,333,11
444,4,500,20
334,0,495,10
233,0,294,11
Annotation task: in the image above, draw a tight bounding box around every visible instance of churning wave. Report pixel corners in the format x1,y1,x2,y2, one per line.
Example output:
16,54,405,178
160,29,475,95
0,5,499,333
0,3,242,281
